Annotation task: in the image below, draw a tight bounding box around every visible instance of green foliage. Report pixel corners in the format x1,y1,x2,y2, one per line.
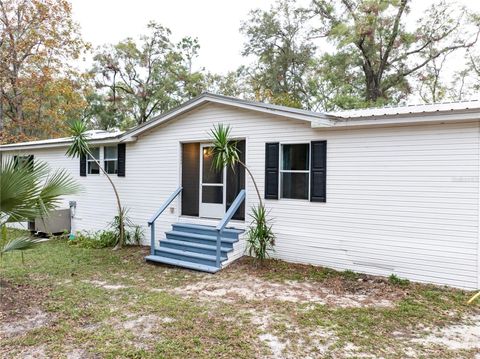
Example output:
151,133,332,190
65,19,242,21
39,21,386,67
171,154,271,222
109,208,144,246
66,120,90,158
69,230,117,249
309,0,480,108
0,158,80,225
241,0,315,108
0,158,79,257
209,124,240,171
388,274,410,287
89,21,207,128
245,205,275,262
1,235,41,254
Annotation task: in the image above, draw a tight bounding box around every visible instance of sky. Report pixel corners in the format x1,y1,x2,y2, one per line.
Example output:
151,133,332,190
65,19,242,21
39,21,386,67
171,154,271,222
71,0,480,75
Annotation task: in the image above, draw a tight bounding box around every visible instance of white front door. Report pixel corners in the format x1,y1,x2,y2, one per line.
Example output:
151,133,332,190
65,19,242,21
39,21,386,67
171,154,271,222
199,144,226,219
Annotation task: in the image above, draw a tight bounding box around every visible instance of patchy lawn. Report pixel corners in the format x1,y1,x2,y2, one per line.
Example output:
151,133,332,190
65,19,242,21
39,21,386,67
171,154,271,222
1,236,479,358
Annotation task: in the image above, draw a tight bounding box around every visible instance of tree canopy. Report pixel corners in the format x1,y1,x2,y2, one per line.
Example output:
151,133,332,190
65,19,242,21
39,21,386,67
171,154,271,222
0,0,88,143
2,0,480,143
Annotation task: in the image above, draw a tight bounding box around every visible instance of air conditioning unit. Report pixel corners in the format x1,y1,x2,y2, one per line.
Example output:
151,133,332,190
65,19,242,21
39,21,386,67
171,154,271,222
31,209,71,235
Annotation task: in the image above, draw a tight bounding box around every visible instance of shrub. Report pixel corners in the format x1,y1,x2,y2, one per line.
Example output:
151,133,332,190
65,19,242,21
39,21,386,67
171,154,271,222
69,230,117,249
245,205,275,263
388,274,410,286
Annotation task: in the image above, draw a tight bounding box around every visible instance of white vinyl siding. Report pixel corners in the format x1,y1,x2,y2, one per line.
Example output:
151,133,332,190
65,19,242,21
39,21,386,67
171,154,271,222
5,103,479,289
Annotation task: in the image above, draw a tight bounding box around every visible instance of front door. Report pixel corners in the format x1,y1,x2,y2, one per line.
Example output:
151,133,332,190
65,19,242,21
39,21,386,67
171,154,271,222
199,144,226,218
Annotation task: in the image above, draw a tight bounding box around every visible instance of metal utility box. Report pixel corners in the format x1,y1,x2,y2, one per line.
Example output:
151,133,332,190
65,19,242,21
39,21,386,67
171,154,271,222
34,209,71,234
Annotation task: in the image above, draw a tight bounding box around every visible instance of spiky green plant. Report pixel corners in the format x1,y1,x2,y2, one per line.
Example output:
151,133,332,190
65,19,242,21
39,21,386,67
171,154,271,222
210,123,274,262
246,205,275,262
66,120,125,249
210,124,262,207
0,158,80,259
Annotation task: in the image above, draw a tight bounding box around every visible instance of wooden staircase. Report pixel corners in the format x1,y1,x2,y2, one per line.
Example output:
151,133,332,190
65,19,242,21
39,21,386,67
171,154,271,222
145,223,243,273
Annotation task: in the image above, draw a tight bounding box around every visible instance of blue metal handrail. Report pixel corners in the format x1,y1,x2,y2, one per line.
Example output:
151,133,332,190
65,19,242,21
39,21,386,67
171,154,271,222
215,189,246,267
148,187,182,255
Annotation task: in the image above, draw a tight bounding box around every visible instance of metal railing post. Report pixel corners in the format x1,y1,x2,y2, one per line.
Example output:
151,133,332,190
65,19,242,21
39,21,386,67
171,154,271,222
215,189,246,269
150,222,155,255
216,230,221,268
147,187,182,257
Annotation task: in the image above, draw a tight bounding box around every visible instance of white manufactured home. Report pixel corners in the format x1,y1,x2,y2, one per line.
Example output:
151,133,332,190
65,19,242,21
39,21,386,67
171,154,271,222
2,93,480,290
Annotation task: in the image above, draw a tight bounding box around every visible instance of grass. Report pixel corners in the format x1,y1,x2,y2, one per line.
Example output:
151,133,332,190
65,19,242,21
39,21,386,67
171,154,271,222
1,230,479,358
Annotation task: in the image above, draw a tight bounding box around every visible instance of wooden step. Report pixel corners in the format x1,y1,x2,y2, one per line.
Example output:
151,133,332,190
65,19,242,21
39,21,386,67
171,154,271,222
145,255,220,273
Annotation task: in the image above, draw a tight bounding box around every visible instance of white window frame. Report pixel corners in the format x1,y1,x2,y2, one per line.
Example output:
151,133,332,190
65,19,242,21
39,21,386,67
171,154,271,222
87,147,101,175
103,145,118,175
279,142,310,200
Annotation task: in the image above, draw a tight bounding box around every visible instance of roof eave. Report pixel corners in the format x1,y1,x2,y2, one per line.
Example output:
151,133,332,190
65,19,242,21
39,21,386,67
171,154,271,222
0,135,134,152
311,110,480,129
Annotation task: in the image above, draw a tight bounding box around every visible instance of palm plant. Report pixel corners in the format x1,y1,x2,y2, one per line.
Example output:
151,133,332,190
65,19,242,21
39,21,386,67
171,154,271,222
0,158,80,258
210,124,275,262
210,124,262,206
66,120,125,248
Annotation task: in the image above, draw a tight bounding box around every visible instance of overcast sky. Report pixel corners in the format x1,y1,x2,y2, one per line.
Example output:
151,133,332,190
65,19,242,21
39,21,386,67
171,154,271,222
71,0,480,75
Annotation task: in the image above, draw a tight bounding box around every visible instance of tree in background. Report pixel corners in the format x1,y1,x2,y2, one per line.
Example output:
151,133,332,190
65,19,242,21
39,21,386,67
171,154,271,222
0,0,88,144
309,0,480,108
240,0,316,108
89,22,205,129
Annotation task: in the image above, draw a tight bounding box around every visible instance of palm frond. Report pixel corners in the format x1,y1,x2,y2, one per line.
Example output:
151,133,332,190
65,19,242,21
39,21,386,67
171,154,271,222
209,123,240,170
66,120,90,158
1,236,41,254
1,158,81,225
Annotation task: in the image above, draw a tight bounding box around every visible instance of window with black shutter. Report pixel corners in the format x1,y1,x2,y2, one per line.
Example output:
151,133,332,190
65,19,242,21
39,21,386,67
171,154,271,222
310,140,327,202
13,155,34,170
264,142,279,199
117,143,126,177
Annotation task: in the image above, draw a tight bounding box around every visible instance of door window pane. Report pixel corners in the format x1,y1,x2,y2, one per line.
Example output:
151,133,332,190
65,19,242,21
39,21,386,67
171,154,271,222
281,172,309,200
202,147,223,183
282,144,309,171
202,186,223,204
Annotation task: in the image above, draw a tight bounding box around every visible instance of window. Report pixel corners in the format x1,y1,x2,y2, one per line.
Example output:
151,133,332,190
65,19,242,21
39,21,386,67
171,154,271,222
87,147,100,174
280,144,309,199
104,146,118,174
14,155,34,170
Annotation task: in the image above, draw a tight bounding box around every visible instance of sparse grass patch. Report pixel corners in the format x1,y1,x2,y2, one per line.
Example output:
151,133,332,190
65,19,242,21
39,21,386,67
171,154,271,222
1,233,479,358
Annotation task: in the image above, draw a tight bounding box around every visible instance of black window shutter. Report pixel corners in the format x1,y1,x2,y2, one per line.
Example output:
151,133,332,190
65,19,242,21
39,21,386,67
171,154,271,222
117,143,126,177
265,142,279,200
27,155,34,170
310,141,327,202
80,154,86,177
13,155,18,168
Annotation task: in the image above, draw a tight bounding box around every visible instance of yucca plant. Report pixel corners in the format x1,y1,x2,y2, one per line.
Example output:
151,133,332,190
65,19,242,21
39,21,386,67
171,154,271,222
66,120,125,249
210,124,262,206
210,124,275,262
0,158,80,259
245,205,275,263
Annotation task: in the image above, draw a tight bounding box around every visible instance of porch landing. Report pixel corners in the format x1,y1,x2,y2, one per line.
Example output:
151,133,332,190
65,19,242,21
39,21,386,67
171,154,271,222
145,223,244,273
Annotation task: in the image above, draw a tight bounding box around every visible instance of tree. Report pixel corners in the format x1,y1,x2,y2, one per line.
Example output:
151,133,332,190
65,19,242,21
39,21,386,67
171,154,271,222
90,22,205,128
0,157,80,258
310,0,480,108
66,120,126,248
0,0,88,143
240,0,316,108
210,124,275,262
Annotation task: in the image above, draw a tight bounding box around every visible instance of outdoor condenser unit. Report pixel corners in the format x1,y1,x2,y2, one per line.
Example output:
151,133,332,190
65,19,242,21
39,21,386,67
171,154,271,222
30,209,71,235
